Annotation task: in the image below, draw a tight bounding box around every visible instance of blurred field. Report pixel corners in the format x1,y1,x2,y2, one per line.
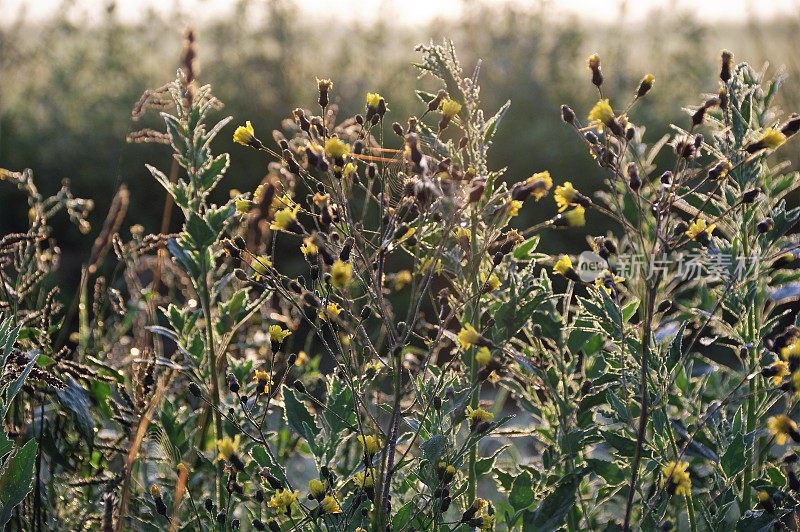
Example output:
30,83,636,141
1,0,799,288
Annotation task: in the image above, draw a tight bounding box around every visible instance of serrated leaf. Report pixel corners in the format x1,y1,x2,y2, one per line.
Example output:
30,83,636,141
0,439,38,527
283,387,320,455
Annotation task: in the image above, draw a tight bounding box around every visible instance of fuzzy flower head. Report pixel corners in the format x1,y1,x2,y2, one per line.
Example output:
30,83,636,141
747,127,787,153
253,370,271,396
393,270,412,291
594,270,625,295
763,360,790,386
268,489,298,513
768,414,800,445
330,260,353,289
271,203,300,232
685,218,716,241
481,273,501,292
507,200,523,217
216,435,241,462
269,324,292,343
233,121,257,146
366,92,383,109
250,255,272,277
661,461,691,496
301,235,319,257
308,479,328,500
588,99,616,131
320,495,341,514
526,171,553,200
782,341,800,360
558,205,586,227
358,434,381,455
353,468,377,488
319,302,342,321
440,98,463,119
466,406,494,424
457,324,481,350
553,255,573,277
554,181,579,212
324,137,351,159
475,346,492,366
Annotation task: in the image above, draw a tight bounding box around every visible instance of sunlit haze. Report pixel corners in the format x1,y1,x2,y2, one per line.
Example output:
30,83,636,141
4,0,800,26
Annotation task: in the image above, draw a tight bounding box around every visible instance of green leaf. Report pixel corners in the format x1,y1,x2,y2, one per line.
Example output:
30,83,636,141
185,213,215,249
420,435,447,463
4,353,36,415
587,458,625,485
0,431,11,460
0,439,39,527
199,153,230,190
602,431,638,457
509,470,534,511
476,445,508,477
513,235,540,260
522,472,582,531
324,376,355,437
283,387,321,455
721,431,746,478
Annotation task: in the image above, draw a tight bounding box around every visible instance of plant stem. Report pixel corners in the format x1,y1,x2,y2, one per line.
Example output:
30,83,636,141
466,206,481,503
199,256,225,512
623,284,657,531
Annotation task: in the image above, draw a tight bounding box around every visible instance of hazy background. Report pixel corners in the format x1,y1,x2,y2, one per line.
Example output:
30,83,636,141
2,0,800,287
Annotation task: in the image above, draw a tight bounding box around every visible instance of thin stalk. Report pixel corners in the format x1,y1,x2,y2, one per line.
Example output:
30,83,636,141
623,283,657,531
199,256,225,512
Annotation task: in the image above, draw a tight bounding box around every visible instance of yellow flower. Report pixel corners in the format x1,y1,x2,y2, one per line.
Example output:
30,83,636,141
150,484,161,497
440,98,462,119
254,370,271,396
396,226,416,243
637,74,655,97
216,435,241,461
563,205,586,227
250,255,272,277
308,479,328,499
481,273,501,292
343,162,357,178
466,406,494,423
301,235,319,257
324,137,351,159
457,324,481,350
554,181,579,212
294,351,309,366
269,324,292,343
393,270,412,291
748,127,787,152
507,200,523,217
330,260,353,289
268,489,298,512
358,434,381,455
233,121,257,146
353,468,377,488
318,302,342,321
526,171,553,200
782,341,800,360
479,513,495,531
235,198,252,214
661,461,691,496
768,414,800,445
594,270,624,295
475,346,491,366
588,99,616,131
454,226,471,241
553,255,573,277
271,203,300,232
764,360,790,386
685,218,715,240
320,495,341,514
366,92,383,109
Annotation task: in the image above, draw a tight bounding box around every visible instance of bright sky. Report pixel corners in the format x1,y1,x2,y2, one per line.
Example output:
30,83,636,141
3,0,799,25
